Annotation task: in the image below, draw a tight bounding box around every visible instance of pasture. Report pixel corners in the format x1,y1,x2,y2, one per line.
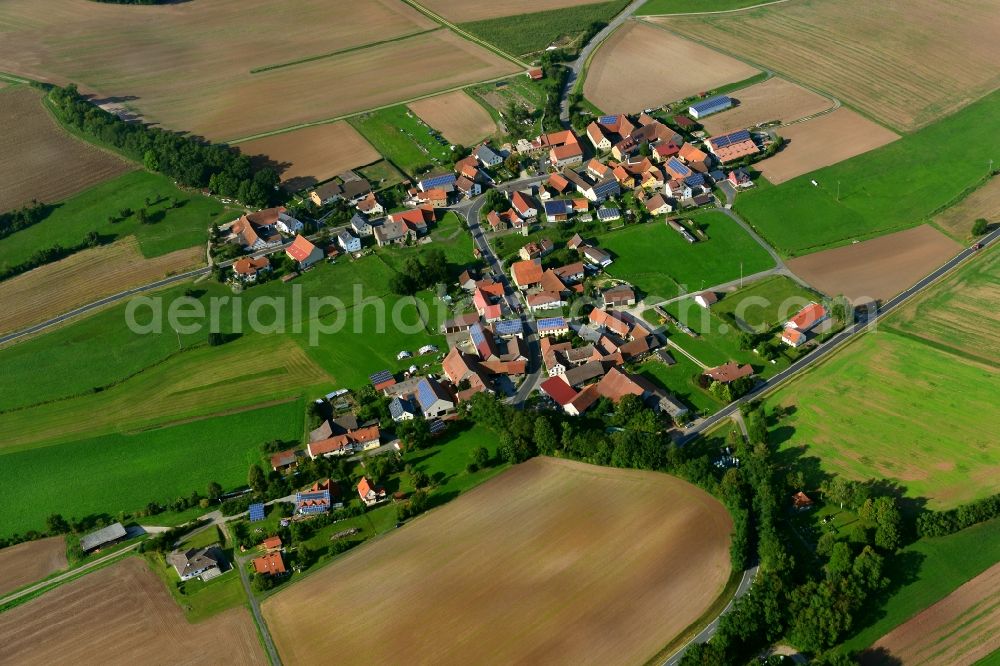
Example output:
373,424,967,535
933,177,1000,242
0,85,131,213
584,20,758,114
866,562,1000,666
733,90,1000,256
712,275,820,329
236,122,379,192
0,557,266,665
701,77,833,134
408,90,497,145
419,0,613,23
0,237,202,336
654,0,1000,132
765,324,1000,510
350,104,456,175
263,457,732,665
786,225,961,304
459,0,630,56
0,170,230,269
0,400,304,538
755,108,898,185
0,537,66,597
599,211,775,301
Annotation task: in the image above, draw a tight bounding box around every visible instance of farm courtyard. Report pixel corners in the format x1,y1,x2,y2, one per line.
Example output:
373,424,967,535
262,457,733,665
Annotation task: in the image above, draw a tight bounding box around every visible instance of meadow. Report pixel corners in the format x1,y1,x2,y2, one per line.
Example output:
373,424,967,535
599,211,776,300
349,105,456,176
637,356,721,415
734,90,1000,256
459,0,630,56
655,0,1000,131
0,170,231,268
0,400,304,539
712,275,820,329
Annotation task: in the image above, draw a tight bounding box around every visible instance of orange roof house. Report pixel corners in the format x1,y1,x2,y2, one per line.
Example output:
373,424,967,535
527,67,544,80
792,491,814,510
285,235,323,268
511,258,544,290
785,302,828,331
358,476,387,506
704,361,754,384
252,551,286,575
261,536,282,551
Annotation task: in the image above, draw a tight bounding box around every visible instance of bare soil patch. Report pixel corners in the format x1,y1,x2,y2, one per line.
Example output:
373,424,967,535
701,77,832,134
864,561,1000,666
654,0,1000,131
0,557,266,665
933,177,1000,242
0,0,516,141
408,90,498,145
787,225,961,304
584,20,758,113
0,86,131,212
756,108,898,184
237,122,380,191
419,0,613,22
0,537,66,597
0,237,202,336
263,457,732,665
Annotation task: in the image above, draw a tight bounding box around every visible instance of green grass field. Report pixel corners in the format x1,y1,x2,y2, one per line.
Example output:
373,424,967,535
637,0,770,15
598,211,775,300
636,356,721,415
735,90,1000,256
712,275,820,329
0,400,304,538
839,518,1000,653
349,106,454,176
0,171,232,267
459,0,630,56
357,160,407,189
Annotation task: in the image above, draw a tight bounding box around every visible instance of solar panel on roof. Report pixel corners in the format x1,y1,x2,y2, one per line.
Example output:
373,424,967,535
537,317,566,328
420,173,456,188
470,323,486,346
685,173,706,187
495,319,521,335
598,114,618,125
690,95,731,113
369,369,393,385
712,129,752,148
248,503,265,522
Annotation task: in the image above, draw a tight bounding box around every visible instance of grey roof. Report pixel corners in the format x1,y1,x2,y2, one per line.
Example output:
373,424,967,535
389,396,417,420
563,361,608,387
168,547,223,579
80,522,127,551
476,145,501,162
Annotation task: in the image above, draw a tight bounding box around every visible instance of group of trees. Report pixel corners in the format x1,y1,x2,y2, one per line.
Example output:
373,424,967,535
0,231,107,282
917,492,1000,538
48,85,280,209
0,201,50,240
389,248,450,295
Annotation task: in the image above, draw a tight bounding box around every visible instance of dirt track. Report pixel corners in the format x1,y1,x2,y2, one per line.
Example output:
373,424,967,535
263,457,733,665
787,225,960,303
0,537,66,597
408,90,497,145
584,21,758,114
0,557,266,665
865,561,1000,666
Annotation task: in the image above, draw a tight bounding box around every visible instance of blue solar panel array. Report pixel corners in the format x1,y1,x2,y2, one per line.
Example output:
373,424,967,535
545,200,569,215
685,173,706,187
416,378,441,411
419,173,457,189
369,369,394,385
689,95,732,115
494,319,523,336
537,316,567,329
711,129,752,148
598,208,621,220
667,157,692,177
598,114,618,125
469,322,486,347
248,503,265,522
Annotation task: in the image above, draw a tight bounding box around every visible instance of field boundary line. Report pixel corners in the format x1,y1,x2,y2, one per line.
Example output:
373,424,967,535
398,0,529,68
0,547,141,611
0,71,32,85
639,0,791,17
248,28,443,74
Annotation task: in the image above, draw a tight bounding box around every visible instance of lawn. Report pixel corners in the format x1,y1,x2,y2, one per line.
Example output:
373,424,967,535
598,211,775,301
637,0,770,14
349,105,454,176
838,518,1000,653
712,275,821,330
357,160,407,190
378,211,473,272
734,90,1000,256
459,0,630,56
0,170,233,268
765,329,1000,510
0,400,304,539
636,355,721,415
145,549,247,623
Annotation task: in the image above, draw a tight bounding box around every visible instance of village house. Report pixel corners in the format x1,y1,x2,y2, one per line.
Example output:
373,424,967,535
295,479,341,514
275,211,304,235
493,318,524,339
645,193,674,216
389,207,435,235
357,477,387,507
781,328,805,348
261,536,282,552
785,302,828,332
511,190,539,218
473,287,504,322
230,208,284,251
475,144,503,167
581,245,613,267
369,369,397,392
356,192,384,217
418,172,457,192
231,256,270,283
511,258,544,290
728,167,754,188
487,208,522,232
544,130,584,168
308,178,371,207
705,129,759,164
285,234,323,269
440,311,480,334
455,176,481,198
168,547,224,582
416,377,454,418
678,142,710,173
547,172,572,196
586,114,636,152
307,425,381,459
561,167,620,202
597,207,622,223
389,395,419,421
270,449,298,472
527,291,565,312
518,238,554,260
252,551,286,576
704,361,754,384
373,219,411,247
544,199,571,222
537,316,569,337
350,212,374,237
337,229,362,253
603,284,636,308
415,188,449,208
552,261,585,284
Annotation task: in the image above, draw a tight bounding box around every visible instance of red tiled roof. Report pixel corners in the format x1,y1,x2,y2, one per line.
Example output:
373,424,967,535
286,235,318,262
511,259,543,287
233,256,270,275
252,552,286,575
262,536,282,550
595,367,645,402
787,303,827,330
541,376,578,405
705,361,754,383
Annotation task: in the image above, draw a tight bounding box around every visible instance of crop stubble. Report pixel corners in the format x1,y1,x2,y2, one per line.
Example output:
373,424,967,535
0,536,67,597
408,90,498,145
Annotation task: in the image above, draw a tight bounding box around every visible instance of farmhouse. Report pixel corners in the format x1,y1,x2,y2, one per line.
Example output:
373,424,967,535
581,245,613,267
785,302,828,331
389,395,419,421
587,114,636,151
308,425,381,459
231,208,284,251
728,168,754,188
561,167,620,202
456,176,482,198
231,256,270,283
527,67,544,80
295,479,340,515
678,143,710,172
705,130,759,164
486,208,522,232
369,369,397,392
418,173,457,192
309,179,372,207
416,377,454,418
695,291,718,308
603,285,636,307
518,238,554,260
262,535,283,552
388,207,435,235
79,523,128,554
337,230,362,253
357,477,387,507
527,291,565,312
704,361,754,384
688,95,733,119
373,219,411,247
270,449,299,472
286,235,323,269
168,547,224,582
357,193,384,217
252,551,286,576
645,193,673,215
511,258,543,290
781,328,805,348
511,191,538,218
543,130,583,168
440,312,480,334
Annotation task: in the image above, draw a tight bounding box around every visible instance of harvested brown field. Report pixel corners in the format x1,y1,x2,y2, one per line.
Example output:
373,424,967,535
933,177,1000,242
408,90,498,145
653,0,1000,131
788,225,961,304
0,557,266,665
0,86,131,212
0,0,516,141
263,457,733,665
0,237,202,336
585,21,758,114
419,0,611,22
237,122,380,191
755,108,898,184
864,562,1000,666
0,537,66,597
701,77,832,134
